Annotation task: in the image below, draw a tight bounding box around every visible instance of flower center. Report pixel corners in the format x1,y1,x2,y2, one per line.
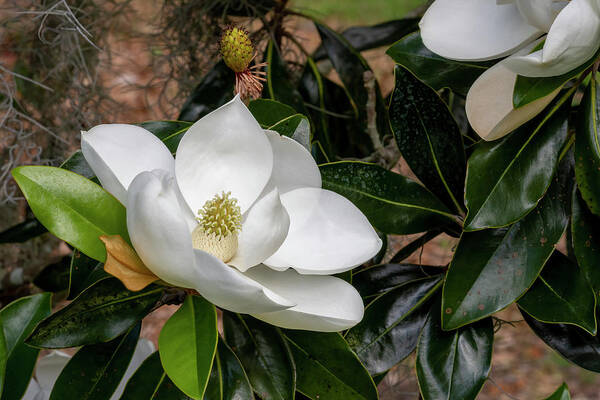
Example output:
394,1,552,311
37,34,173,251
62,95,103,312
220,27,254,73
191,191,242,263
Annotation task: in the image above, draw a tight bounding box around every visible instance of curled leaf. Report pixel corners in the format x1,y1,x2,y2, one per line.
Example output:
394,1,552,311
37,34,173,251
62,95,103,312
100,235,159,291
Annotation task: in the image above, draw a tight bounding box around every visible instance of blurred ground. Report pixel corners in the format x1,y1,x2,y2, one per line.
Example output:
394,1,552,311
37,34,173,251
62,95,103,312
2,1,600,399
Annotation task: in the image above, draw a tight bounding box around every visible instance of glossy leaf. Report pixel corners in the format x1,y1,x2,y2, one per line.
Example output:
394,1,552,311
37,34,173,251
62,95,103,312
315,22,390,141
67,249,107,300
514,48,600,108
138,121,193,153
27,278,162,348
284,330,377,400
179,60,234,122
416,311,493,400
314,18,419,60
204,339,255,400
121,352,191,400
264,41,307,114
518,252,597,334
390,65,466,212
386,32,490,96
60,150,95,179
464,100,569,231
352,263,444,299
0,218,46,243
159,295,218,400
33,255,71,292
575,73,600,215
346,276,442,375
298,58,334,159
544,383,571,400
49,324,140,400
572,189,600,291
320,161,457,234
12,166,129,262
223,313,295,400
388,230,441,263
522,310,600,372
442,155,572,329
249,99,296,127
0,293,51,400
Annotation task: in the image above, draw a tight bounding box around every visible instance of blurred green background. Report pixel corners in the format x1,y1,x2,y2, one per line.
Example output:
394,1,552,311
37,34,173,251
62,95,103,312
292,0,427,24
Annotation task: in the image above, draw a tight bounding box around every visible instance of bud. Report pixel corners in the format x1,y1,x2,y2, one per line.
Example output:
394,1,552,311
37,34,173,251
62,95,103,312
220,27,254,73
220,26,267,100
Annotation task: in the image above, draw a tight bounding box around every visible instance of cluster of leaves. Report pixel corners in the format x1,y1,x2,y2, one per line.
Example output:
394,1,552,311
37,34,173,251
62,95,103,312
1,6,598,400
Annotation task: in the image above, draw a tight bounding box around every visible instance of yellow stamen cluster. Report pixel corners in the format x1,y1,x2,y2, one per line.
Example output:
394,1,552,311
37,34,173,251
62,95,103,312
197,191,242,239
192,192,242,263
220,27,254,73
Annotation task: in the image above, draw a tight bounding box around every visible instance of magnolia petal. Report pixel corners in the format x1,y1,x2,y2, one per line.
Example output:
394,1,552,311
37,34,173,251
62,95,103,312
229,189,290,272
466,59,560,141
111,339,155,400
506,0,600,77
175,96,273,214
262,130,321,194
33,350,70,393
419,0,541,61
516,0,560,31
81,124,174,205
100,235,159,291
127,170,197,288
247,266,364,332
193,249,295,314
264,188,382,275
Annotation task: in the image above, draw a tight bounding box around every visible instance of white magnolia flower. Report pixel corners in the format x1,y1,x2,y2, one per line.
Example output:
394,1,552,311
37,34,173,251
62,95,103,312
420,0,600,140
23,339,154,400
80,96,382,332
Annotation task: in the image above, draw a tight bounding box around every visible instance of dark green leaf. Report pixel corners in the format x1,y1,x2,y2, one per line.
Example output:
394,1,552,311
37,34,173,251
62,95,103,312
353,263,444,299
464,99,569,231
0,218,47,243
50,324,140,400
179,61,234,122
67,249,107,300
0,293,51,400
320,161,457,234
264,41,307,115
223,313,295,400
204,340,254,400
12,166,129,262
442,155,572,329
249,99,296,127
390,65,466,212
416,310,493,400
284,330,377,400
33,255,71,292
522,309,600,372
544,383,571,400
572,189,600,292
346,276,442,375
386,32,491,96
388,230,441,263
159,295,218,400
314,18,419,60
121,352,191,400
138,121,193,153
315,22,390,143
298,58,334,159
575,73,600,215
518,252,597,334
27,278,162,348
514,48,600,108
60,150,95,179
